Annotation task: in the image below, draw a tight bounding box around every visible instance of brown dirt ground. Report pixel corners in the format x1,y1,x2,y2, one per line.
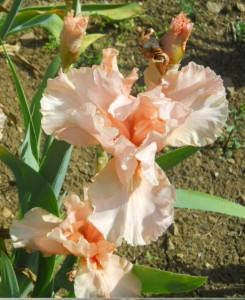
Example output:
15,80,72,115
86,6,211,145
0,0,244,298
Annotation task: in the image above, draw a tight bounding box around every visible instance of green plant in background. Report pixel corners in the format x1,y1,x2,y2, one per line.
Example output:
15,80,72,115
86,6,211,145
43,34,59,52
235,21,245,40
218,103,245,158
178,0,203,28
179,0,195,16
74,50,102,68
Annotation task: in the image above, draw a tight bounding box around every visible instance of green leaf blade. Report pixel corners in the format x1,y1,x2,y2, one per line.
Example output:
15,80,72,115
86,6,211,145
17,3,143,20
0,252,20,297
81,3,143,20
0,145,58,216
7,13,63,39
156,146,200,171
3,47,39,165
53,255,76,294
39,139,73,198
0,0,23,40
175,189,245,219
32,255,55,297
3,46,31,132
14,249,37,298
80,33,104,53
133,265,206,294
30,54,60,148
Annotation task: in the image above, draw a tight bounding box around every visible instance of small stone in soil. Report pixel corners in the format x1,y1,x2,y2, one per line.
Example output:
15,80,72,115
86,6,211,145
3,207,12,218
205,262,214,269
167,238,175,251
169,223,180,236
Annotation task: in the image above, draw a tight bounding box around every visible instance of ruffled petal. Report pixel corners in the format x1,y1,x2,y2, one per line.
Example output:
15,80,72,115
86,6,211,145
62,191,92,223
99,48,121,75
10,208,69,256
41,64,130,145
103,136,138,184
166,94,228,146
88,159,175,246
41,93,118,147
47,227,89,257
74,255,141,298
136,141,158,186
162,62,228,146
108,94,139,121
122,67,139,94
99,48,138,95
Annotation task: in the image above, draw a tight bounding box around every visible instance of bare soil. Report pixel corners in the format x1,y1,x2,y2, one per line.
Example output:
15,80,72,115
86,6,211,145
0,0,244,298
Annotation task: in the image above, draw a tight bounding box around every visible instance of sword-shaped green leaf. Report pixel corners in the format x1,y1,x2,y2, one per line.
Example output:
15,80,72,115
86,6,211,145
18,3,143,20
0,0,23,40
156,146,200,171
175,189,245,219
133,265,206,294
0,145,58,216
0,252,20,297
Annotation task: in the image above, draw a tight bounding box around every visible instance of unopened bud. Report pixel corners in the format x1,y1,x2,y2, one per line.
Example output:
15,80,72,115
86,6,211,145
160,12,193,65
60,11,89,71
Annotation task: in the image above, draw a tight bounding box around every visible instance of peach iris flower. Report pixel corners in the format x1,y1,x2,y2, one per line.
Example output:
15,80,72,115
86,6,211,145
10,192,141,298
60,11,89,71
41,49,175,246
0,109,6,140
40,48,227,246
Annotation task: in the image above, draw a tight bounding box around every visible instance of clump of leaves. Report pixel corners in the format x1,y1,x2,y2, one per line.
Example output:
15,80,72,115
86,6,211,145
236,21,245,40
178,0,203,25
43,35,59,52
74,49,102,68
219,103,245,158
179,0,196,16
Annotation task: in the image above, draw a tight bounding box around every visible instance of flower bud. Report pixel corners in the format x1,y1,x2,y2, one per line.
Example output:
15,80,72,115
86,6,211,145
60,11,89,71
160,12,193,65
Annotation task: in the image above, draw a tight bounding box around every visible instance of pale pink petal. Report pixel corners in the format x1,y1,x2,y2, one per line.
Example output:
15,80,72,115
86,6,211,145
74,255,141,298
99,48,138,95
166,94,228,146
99,48,121,75
162,62,228,146
135,141,158,186
162,62,225,107
0,109,6,140
130,87,167,146
121,67,139,94
10,208,69,256
88,159,175,246
41,90,118,147
41,64,134,146
103,136,138,184
108,94,139,121
47,192,107,256
47,227,89,257
63,191,92,222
